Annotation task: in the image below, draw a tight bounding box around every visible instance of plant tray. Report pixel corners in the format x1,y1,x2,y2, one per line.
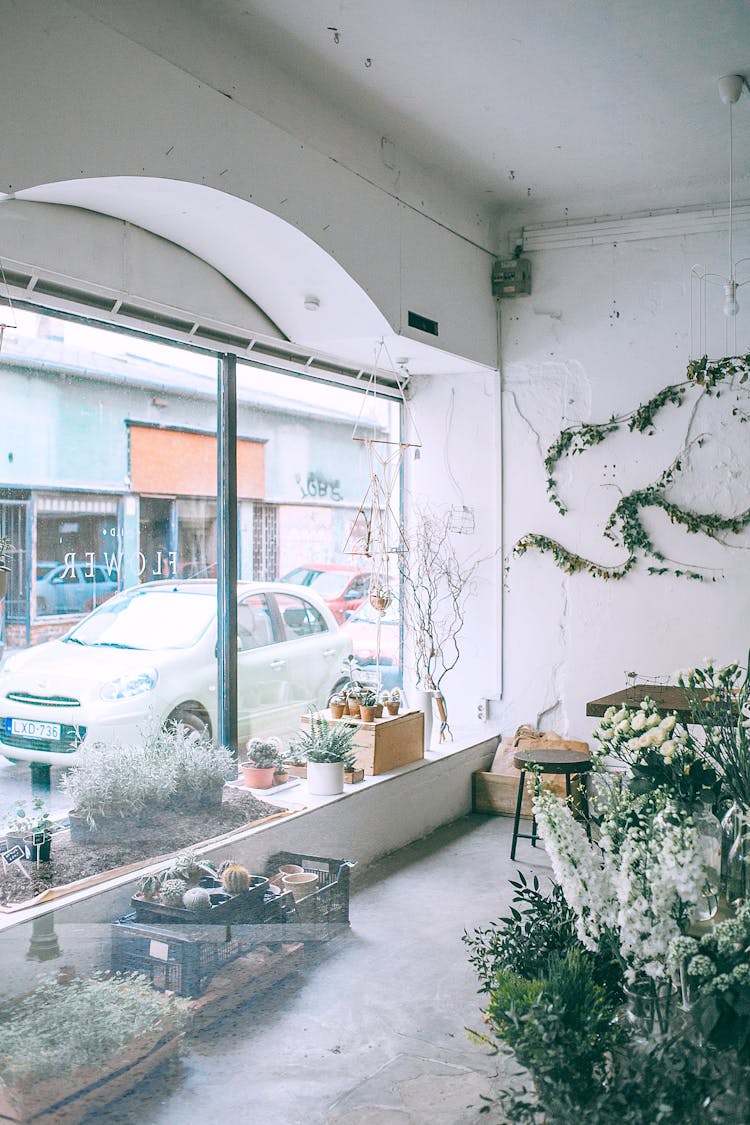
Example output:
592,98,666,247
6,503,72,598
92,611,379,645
0,1024,183,1124
301,710,424,775
112,916,246,997
264,850,355,941
131,875,269,926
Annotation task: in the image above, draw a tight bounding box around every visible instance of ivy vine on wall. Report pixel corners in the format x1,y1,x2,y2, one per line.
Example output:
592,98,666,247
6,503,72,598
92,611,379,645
513,353,750,580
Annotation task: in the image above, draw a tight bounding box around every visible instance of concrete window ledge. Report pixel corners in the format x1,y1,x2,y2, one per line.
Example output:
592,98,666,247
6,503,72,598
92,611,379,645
0,727,500,970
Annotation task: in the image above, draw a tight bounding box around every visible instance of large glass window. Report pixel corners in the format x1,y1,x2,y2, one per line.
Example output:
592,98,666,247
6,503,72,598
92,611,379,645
0,305,402,775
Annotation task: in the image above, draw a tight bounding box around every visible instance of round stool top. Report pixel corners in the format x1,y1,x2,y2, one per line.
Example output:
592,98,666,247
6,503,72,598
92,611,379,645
513,747,592,773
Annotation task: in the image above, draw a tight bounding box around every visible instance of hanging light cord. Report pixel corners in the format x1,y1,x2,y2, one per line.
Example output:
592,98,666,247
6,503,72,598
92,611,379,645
729,99,735,283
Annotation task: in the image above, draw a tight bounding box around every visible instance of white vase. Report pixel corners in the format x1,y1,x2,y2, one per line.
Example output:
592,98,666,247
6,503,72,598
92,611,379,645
415,689,433,751
307,761,345,796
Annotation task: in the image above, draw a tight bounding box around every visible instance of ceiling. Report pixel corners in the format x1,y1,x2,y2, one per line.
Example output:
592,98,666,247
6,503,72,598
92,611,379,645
170,0,750,225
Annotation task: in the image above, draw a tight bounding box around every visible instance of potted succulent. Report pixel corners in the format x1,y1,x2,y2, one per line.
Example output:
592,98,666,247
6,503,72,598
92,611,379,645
241,737,283,788
386,687,401,716
346,687,362,718
0,535,15,601
329,691,346,720
359,689,377,722
6,798,53,862
289,711,358,796
369,583,393,613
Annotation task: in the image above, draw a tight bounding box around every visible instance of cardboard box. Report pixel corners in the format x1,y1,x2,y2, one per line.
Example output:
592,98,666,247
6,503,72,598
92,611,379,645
300,709,424,776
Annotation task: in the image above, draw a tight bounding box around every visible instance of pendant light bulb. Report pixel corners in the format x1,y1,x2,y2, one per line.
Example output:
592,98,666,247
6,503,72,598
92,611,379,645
723,280,739,317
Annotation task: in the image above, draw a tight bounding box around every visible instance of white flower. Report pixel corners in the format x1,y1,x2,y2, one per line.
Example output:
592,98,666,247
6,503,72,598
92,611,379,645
613,708,629,724
631,711,647,732
604,706,616,722
599,727,614,741
645,713,662,729
660,740,676,760
659,714,676,733
648,727,667,747
616,718,631,734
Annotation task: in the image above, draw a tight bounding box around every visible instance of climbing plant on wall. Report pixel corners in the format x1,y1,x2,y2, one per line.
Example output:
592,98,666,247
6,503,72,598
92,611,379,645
513,353,750,580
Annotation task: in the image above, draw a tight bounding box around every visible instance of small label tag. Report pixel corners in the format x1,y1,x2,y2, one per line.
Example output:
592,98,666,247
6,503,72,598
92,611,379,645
1,846,24,865
148,940,170,962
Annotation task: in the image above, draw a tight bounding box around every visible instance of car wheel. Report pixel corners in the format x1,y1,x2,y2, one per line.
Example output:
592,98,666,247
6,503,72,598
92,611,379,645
166,705,212,739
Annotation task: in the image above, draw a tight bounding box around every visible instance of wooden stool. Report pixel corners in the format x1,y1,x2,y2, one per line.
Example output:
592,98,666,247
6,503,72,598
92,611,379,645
510,747,592,861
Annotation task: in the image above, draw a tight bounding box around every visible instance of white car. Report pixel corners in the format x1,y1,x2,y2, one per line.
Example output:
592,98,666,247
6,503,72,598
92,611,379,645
0,581,352,766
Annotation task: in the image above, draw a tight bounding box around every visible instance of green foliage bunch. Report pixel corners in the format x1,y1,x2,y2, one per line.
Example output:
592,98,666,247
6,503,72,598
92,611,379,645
466,874,747,1123
60,723,233,825
514,352,750,581
0,973,186,1084
289,710,357,767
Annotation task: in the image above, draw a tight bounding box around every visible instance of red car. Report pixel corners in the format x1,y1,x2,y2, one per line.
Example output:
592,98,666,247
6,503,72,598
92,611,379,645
279,565,370,625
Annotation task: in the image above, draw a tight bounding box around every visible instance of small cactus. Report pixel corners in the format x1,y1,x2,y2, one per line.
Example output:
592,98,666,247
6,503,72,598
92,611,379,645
182,886,213,914
221,863,251,895
136,873,160,900
159,877,188,906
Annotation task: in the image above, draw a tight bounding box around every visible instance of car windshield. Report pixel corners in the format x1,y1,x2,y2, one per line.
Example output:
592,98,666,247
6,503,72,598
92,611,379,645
281,568,351,597
65,588,216,650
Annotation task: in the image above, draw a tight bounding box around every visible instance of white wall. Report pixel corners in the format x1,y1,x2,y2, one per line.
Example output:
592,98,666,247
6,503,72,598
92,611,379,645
496,212,750,740
2,0,498,369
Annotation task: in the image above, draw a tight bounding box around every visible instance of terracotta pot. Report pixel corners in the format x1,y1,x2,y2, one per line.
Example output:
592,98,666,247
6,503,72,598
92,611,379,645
241,763,276,789
374,703,384,718
360,706,376,722
329,702,345,719
386,702,400,716
347,700,361,717
282,871,319,900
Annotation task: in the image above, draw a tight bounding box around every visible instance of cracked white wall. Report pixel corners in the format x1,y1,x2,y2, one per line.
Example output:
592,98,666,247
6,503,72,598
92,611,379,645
498,219,750,740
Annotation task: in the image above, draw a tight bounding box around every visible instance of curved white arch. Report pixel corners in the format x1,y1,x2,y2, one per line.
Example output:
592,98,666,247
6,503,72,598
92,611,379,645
15,176,392,348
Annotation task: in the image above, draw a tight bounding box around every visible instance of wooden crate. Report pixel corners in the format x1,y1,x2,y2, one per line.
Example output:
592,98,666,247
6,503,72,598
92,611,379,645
300,709,424,775
472,770,584,818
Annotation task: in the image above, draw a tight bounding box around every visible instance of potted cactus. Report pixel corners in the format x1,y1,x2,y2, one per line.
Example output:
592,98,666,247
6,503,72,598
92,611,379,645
241,737,283,788
329,691,346,720
386,687,401,716
346,687,362,718
289,711,358,796
359,689,377,722
0,535,15,601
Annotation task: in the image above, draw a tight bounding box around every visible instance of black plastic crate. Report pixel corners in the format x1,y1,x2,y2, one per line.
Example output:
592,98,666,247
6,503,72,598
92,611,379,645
265,851,355,939
131,875,269,926
112,914,246,997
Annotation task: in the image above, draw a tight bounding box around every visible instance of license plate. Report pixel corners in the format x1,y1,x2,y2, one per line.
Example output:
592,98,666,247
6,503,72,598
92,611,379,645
6,718,61,741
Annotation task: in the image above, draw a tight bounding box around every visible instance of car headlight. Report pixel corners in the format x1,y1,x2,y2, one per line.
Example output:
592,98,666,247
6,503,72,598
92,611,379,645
100,668,158,701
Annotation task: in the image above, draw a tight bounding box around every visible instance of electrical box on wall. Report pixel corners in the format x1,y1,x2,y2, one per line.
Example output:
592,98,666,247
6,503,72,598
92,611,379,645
492,257,532,298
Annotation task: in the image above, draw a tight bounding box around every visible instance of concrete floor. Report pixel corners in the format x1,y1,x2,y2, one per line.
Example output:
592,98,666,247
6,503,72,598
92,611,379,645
91,814,549,1125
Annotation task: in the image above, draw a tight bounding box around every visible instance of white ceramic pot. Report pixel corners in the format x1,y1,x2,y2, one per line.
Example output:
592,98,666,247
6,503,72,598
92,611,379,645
307,761,345,795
